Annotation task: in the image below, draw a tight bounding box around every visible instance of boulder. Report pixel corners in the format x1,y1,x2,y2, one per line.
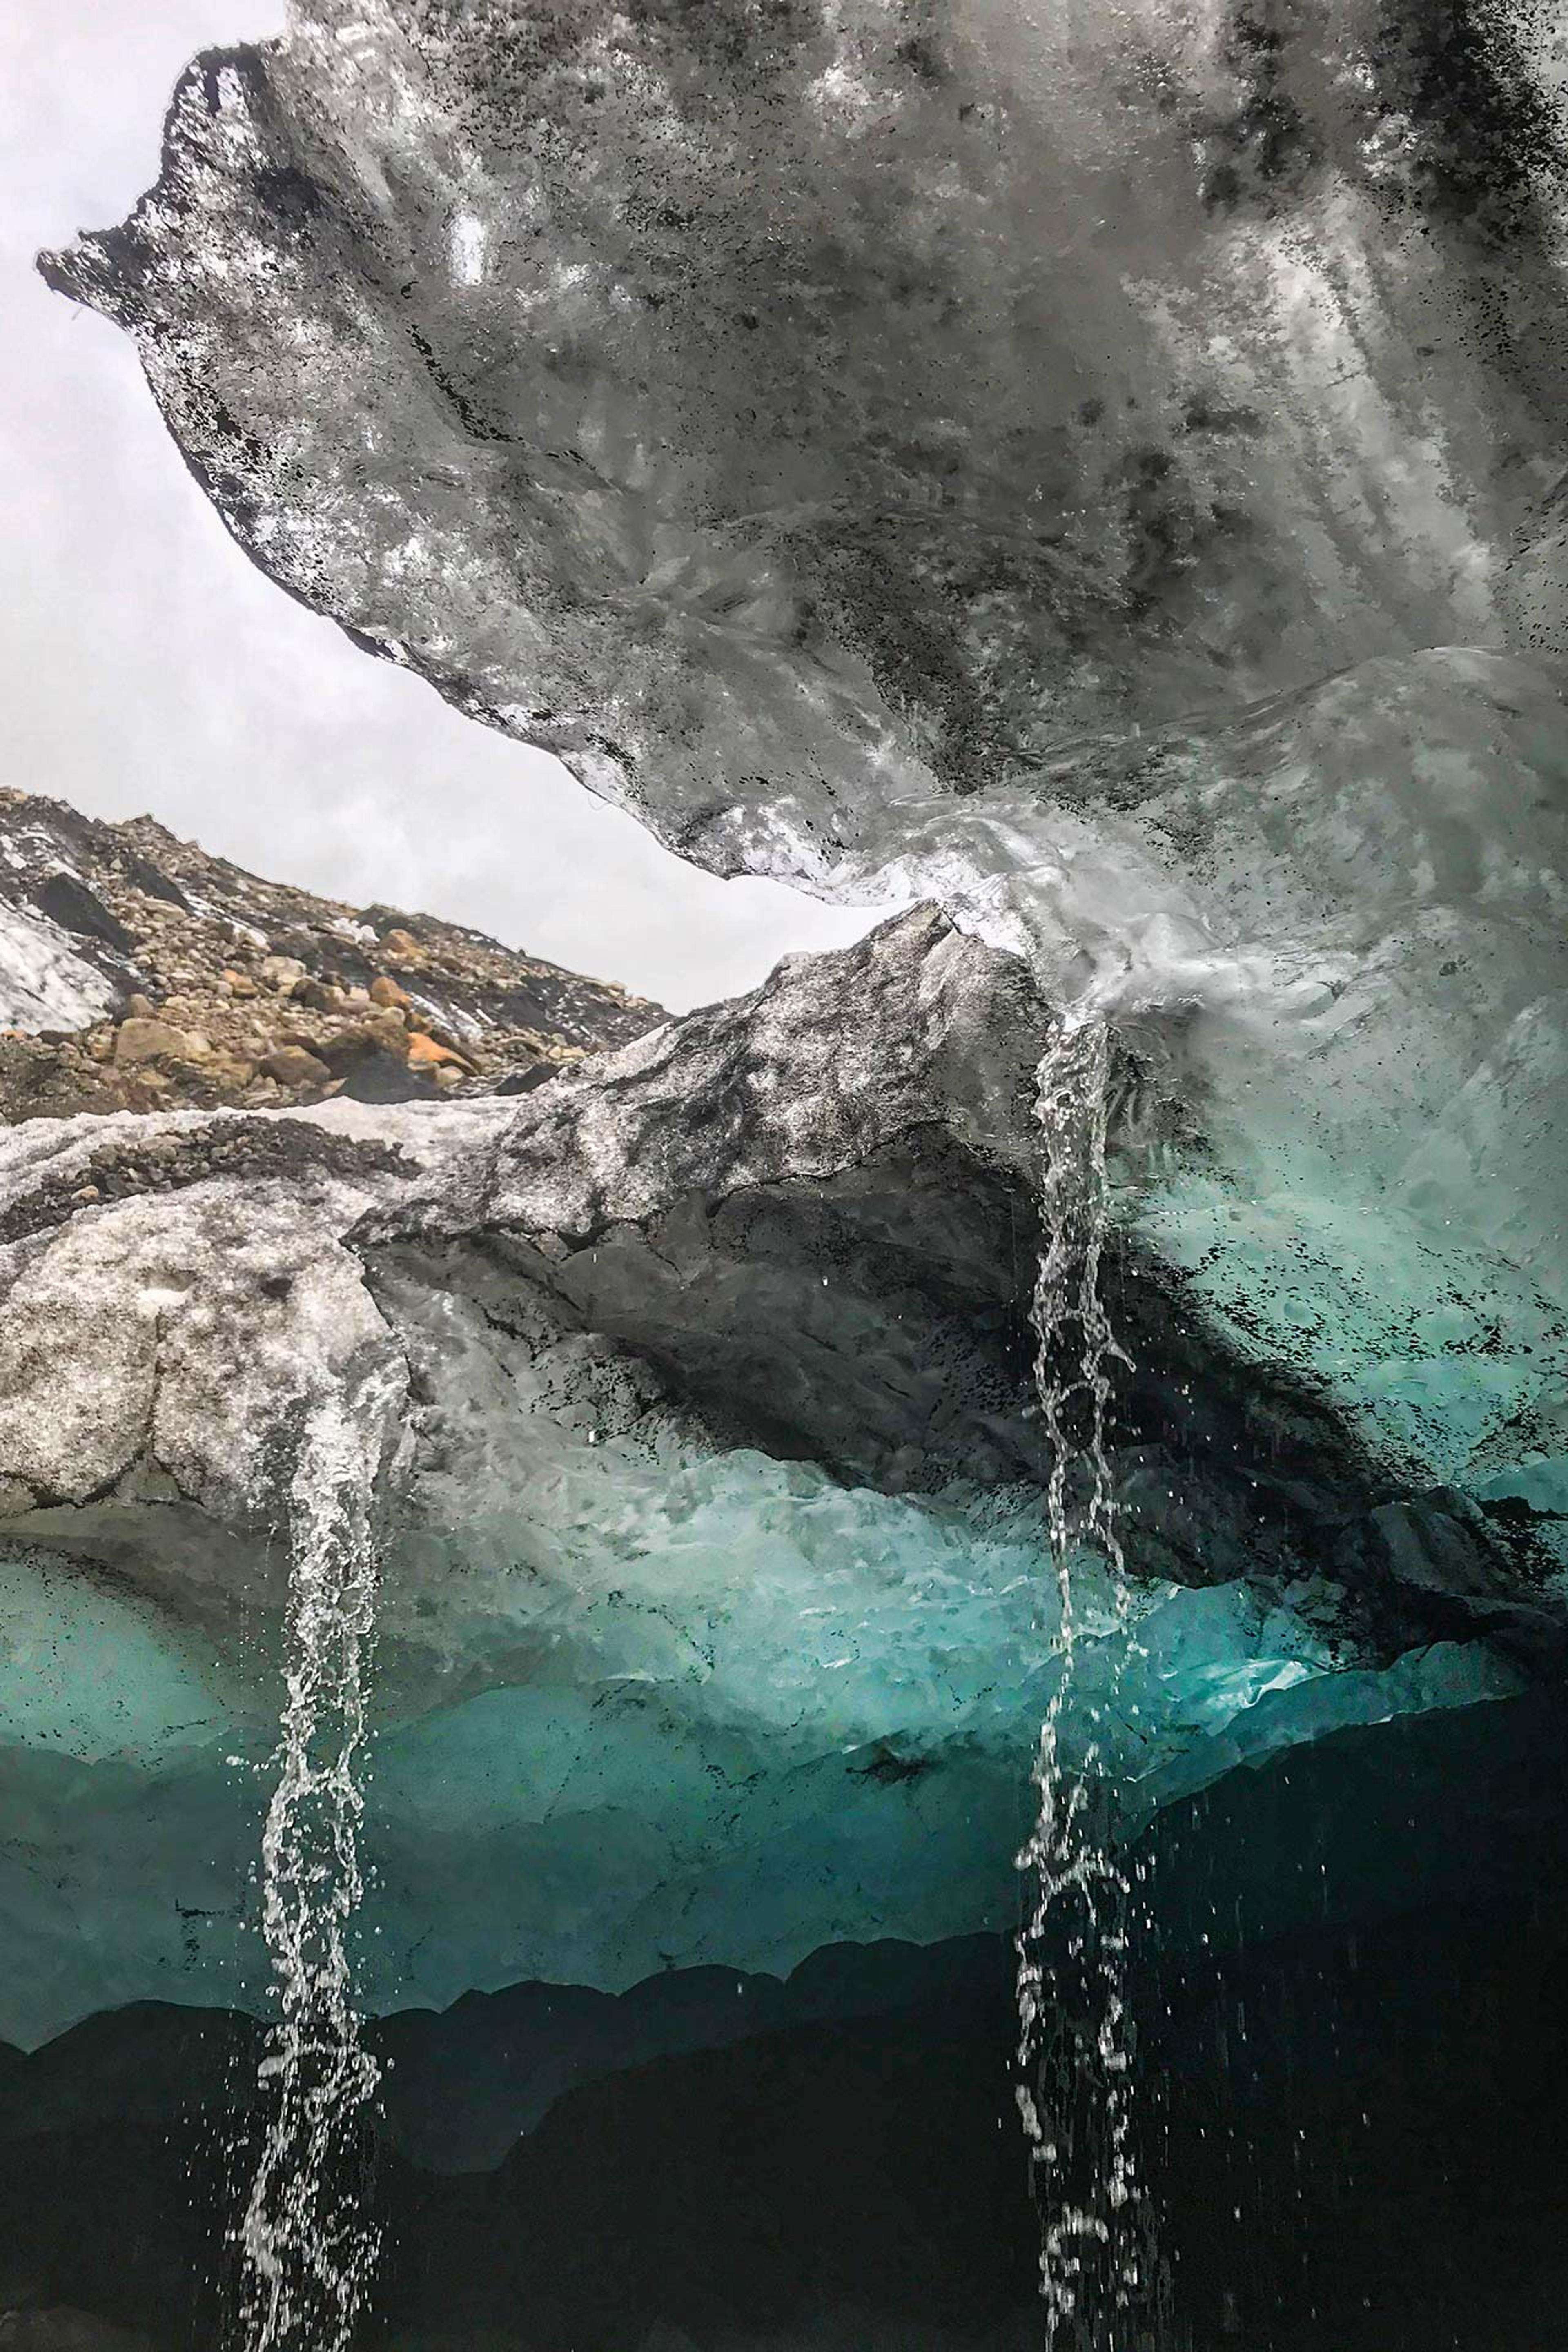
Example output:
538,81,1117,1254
257,1043,330,1089
111,1018,206,1066
404,1031,472,1073
256,954,306,995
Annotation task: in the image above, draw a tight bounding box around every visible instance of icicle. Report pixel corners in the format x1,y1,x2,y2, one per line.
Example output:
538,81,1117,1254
1015,1011,1160,2350
237,1372,395,2352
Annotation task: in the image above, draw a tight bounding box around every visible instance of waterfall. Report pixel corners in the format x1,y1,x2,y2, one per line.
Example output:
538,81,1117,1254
1015,1013,1160,2350
237,1374,394,2352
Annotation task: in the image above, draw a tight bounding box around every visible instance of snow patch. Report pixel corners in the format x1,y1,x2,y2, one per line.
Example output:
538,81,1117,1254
0,900,116,1031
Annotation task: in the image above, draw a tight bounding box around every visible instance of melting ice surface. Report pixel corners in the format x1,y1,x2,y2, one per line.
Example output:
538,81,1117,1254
0,1422,1518,2049
38,0,1568,1530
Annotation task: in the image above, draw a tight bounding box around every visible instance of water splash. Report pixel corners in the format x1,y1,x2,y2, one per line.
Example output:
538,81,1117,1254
237,1377,393,2352
1015,1012,1159,2350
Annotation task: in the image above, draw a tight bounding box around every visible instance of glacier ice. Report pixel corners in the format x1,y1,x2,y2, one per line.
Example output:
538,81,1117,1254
39,5,1568,847
0,1470,1520,2045
13,6,1568,2340
35,6,1568,1543
0,912,1535,2044
0,900,118,1035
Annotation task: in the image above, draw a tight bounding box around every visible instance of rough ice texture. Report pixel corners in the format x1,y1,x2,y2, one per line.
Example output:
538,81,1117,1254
0,899,117,1036
36,4,1568,1522
19,0,1568,2060
0,907,1042,1518
0,911,1538,2040
38,2,1568,859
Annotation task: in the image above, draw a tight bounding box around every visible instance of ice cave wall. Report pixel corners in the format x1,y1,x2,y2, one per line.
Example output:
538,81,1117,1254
36,2,1568,1537
7,11,1568,2339
0,911,1540,2046
40,0,1568,836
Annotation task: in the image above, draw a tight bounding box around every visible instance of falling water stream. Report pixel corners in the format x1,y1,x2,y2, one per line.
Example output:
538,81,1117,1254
227,1022,1152,2352
1016,1012,1160,2350
237,1380,392,2352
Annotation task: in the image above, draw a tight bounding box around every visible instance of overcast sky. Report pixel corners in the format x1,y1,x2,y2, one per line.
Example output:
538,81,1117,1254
0,2,878,1011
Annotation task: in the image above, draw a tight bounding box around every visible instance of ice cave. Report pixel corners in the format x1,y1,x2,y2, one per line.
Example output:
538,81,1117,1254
3,2,1568,2348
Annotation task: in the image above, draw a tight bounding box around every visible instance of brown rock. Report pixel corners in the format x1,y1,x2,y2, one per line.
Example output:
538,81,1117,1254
314,1024,384,1074
295,978,345,1012
114,1017,207,1066
258,954,307,994
424,1018,473,1054
0,786,662,1124
259,1044,331,1088
405,1030,474,1073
